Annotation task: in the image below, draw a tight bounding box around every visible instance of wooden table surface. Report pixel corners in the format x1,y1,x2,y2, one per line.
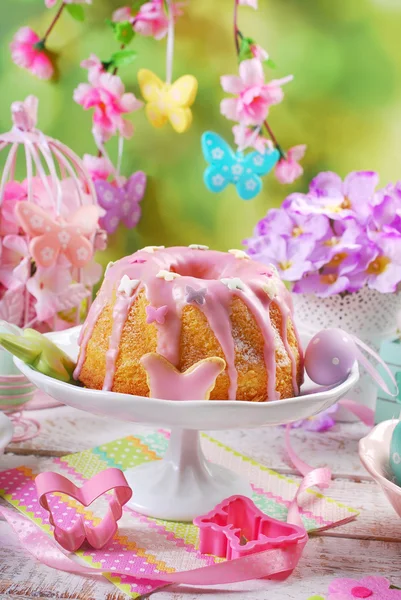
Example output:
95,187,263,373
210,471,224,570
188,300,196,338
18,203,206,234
1,406,400,600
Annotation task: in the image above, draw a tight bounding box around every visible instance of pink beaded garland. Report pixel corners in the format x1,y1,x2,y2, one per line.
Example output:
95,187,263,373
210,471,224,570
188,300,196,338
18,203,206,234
305,328,356,386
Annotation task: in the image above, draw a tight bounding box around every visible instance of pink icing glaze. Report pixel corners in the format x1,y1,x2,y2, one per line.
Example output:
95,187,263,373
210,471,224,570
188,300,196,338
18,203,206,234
74,247,302,400
140,353,226,400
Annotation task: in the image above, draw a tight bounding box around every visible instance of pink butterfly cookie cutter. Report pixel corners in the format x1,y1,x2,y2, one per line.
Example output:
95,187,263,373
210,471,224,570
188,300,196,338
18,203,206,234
35,468,132,552
194,495,307,568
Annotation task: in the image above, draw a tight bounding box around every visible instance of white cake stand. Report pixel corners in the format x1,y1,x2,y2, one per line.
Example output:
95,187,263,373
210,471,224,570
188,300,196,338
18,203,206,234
14,327,359,521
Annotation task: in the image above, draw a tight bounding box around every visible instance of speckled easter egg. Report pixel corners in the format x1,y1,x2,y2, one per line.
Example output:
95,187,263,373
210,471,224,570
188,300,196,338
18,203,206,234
390,421,401,486
305,328,356,386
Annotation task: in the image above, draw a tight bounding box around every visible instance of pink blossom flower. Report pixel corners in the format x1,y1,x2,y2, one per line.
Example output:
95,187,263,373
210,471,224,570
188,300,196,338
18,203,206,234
80,54,103,74
220,59,292,126
83,154,114,181
232,124,273,154
239,0,258,7
250,44,268,61
0,182,27,235
74,70,143,141
275,145,307,184
134,0,184,40
328,575,401,599
10,27,54,80
26,265,72,322
0,235,30,290
112,6,133,22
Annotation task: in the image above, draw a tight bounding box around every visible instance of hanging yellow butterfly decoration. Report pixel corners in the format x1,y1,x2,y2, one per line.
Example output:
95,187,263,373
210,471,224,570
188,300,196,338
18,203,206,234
138,69,198,134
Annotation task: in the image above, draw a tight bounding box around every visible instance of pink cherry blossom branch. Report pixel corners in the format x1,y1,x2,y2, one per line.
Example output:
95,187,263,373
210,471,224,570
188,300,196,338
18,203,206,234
233,0,285,158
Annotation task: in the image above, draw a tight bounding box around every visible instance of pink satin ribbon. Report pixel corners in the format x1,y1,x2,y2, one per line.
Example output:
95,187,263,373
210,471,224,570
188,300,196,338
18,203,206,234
0,504,307,584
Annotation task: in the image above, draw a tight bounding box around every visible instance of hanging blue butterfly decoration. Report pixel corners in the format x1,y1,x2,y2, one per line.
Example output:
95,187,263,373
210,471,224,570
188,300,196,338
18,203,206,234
201,131,280,201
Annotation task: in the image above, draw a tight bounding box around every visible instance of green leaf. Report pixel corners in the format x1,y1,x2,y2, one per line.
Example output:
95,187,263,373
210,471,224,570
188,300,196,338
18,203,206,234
114,21,135,45
264,57,276,69
65,4,85,22
110,49,137,68
238,36,254,62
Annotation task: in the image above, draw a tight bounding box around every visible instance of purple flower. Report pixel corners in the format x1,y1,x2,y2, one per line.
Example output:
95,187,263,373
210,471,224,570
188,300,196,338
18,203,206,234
253,236,315,281
286,171,379,222
245,169,401,296
293,273,350,297
289,403,338,432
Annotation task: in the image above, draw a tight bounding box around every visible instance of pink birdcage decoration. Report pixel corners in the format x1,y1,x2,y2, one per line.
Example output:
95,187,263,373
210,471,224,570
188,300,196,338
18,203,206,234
0,95,104,332
0,95,105,418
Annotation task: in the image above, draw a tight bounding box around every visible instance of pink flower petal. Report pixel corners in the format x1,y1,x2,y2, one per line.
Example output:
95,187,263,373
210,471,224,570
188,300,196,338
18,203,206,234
119,118,134,139
99,72,125,98
112,6,132,22
239,0,258,7
239,58,265,87
220,98,239,121
220,75,244,94
288,144,307,161
31,53,54,80
12,27,40,45
119,93,143,113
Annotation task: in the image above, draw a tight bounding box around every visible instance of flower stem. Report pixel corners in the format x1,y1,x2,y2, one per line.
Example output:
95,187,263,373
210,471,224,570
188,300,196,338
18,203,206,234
233,0,285,158
264,120,285,158
42,1,65,43
233,0,240,54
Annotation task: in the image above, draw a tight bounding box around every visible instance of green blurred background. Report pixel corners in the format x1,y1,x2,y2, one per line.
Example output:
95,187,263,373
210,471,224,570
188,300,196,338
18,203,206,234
1,0,401,267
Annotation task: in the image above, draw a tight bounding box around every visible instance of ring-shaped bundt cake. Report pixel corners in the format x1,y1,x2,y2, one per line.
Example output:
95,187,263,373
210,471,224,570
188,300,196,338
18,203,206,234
74,246,303,401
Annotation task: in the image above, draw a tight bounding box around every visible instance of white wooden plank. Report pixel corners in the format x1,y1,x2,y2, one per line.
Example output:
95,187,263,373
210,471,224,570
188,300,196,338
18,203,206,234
6,406,370,478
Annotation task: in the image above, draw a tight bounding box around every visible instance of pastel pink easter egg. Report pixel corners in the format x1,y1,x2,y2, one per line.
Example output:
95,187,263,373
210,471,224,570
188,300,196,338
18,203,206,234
305,328,356,386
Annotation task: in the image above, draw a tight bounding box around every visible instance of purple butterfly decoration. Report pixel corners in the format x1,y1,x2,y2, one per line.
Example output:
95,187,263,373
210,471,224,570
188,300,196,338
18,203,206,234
186,285,207,306
95,172,147,234
146,305,168,324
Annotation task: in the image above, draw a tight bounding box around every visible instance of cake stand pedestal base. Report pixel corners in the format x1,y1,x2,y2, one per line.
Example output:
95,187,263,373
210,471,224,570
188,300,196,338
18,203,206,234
125,428,252,521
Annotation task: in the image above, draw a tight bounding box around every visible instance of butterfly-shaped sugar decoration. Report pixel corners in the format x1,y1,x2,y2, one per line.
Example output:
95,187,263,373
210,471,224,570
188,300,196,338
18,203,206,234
228,249,249,260
221,277,245,291
138,69,198,133
186,285,207,306
156,270,180,282
15,201,99,269
188,244,209,250
140,353,226,400
118,275,140,296
142,246,165,254
95,172,146,234
201,132,280,201
262,280,278,299
146,305,168,324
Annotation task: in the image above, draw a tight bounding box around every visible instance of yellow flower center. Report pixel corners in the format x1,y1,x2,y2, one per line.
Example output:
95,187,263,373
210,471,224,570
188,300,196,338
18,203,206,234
320,274,338,285
367,256,390,275
327,252,347,268
292,226,303,237
341,196,351,209
279,260,292,271
324,236,339,247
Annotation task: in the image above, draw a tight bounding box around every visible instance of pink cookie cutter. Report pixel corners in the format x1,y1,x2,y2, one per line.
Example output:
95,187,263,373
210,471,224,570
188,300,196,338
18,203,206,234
194,495,307,561
35,468,132,552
